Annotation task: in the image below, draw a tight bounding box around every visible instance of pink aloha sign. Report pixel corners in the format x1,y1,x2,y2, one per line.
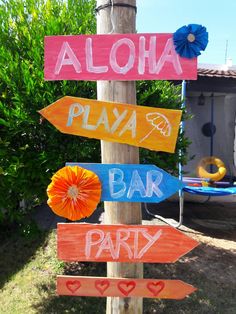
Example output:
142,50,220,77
44,33,197,81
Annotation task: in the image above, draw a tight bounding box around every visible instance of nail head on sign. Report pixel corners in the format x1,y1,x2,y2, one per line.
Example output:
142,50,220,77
187,33,195,42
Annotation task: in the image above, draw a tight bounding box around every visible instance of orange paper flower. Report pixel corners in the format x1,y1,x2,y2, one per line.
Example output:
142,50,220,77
47,166,101,221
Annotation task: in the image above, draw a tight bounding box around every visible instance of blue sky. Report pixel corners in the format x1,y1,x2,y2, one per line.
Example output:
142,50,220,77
136,0,236,65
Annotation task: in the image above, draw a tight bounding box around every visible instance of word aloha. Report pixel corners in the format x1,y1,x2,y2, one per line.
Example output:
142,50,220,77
55,36,182,76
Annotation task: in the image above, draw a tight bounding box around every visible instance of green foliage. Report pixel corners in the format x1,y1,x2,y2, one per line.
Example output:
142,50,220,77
137,80,191,175
0,0,98,224
0,0,191,225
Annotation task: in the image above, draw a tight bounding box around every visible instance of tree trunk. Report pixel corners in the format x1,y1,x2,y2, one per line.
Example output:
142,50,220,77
96,1,143,313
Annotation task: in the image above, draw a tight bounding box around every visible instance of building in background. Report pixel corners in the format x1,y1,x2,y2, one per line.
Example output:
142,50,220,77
183,62,236,182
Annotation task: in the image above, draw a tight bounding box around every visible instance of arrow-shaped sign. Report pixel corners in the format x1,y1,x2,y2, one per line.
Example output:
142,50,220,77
57,223,198,263
57,276,196,299
39,96,182,153
67,163,184,203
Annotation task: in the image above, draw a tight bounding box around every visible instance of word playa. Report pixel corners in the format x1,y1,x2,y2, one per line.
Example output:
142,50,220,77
45,33,197,81
39,96,182,152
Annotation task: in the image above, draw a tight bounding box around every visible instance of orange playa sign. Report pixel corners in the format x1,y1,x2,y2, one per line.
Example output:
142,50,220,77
39,96,181,152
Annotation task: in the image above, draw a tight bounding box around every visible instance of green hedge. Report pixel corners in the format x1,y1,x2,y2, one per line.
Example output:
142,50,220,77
0,0,99,223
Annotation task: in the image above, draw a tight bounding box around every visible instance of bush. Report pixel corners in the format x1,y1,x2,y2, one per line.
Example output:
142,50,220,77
0,0,191,225
0,0,99,224
137,80,191,175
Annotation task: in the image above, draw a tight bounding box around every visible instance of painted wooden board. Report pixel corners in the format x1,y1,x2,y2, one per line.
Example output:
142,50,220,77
39,96,182,153
57,224,198,263
67,163,185,203
57,276,196,299
44,34,197,81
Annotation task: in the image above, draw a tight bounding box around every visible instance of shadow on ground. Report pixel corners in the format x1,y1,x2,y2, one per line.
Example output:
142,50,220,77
0,227,48,290
34,199,236,242
144,242,236,314
1,199,235,313
31,243,236,314
33,262,106,314
33,282,106,314
143,199,236,241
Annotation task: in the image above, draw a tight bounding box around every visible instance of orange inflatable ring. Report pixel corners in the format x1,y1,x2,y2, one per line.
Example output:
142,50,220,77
197,156,227,182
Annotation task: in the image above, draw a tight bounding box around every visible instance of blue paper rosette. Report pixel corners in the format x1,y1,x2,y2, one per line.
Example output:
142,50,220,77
173,24,208,59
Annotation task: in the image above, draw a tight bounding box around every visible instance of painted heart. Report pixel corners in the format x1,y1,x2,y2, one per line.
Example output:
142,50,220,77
147,281,165,296
66,280,81,293
117,281,136,296
95,279,110,295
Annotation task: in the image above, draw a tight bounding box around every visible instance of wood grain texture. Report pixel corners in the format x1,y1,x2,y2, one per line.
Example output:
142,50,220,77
57,223,198,263
66,163,185,203
96,2,143,312
39,96,182,153
44,34,197,81
57,276,197,299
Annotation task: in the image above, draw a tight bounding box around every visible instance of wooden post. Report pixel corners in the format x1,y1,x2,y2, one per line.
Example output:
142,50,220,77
96,0,143,313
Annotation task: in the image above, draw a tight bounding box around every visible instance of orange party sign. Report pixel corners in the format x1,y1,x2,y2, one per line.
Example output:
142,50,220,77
57,224,198,263
39,96,182,153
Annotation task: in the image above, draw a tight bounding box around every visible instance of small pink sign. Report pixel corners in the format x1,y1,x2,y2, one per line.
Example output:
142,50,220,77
44,33,197,81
